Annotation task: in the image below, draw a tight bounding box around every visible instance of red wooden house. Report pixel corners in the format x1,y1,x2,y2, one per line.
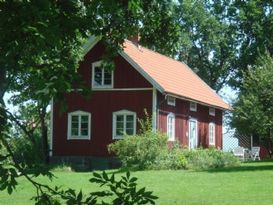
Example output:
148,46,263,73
50,36,230,159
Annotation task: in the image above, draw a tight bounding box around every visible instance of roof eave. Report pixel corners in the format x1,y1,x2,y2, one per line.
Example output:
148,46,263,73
164,92,231,111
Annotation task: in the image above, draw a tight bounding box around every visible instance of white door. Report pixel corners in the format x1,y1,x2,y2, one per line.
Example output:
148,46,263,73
189,119,198,149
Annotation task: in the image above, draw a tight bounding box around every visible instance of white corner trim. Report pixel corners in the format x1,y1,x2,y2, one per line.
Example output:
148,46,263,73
152,88,157,131
119,51,164,93
49,98,53,157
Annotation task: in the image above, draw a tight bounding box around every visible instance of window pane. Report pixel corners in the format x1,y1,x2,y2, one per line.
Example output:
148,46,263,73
126,128,134,135
126,121,134,129
116,128,124,136
116,115,124,122
71,128,78,136
126,115,134,122
81,129,88,136
116,121,123,129
71,115,79,122
94,67,102,86
104,70,112,85
81,115,88,122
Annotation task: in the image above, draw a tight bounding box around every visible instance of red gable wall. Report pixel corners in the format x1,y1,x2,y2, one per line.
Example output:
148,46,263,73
53,42,153,157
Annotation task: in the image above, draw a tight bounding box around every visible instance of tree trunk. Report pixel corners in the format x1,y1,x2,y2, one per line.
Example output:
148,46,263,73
40,107,49,164
0,67,7,133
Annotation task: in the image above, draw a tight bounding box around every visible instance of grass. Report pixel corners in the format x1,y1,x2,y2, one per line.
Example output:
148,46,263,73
1,161,273,205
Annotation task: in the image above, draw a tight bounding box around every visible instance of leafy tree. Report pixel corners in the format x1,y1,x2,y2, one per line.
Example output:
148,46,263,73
231,54,273,157
230,0,273,88
0,0,180,203
141,0,238,91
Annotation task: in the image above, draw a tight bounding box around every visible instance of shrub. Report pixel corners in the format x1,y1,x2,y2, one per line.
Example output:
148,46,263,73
184,148,240,170
108,131,168,170
151,148,188,170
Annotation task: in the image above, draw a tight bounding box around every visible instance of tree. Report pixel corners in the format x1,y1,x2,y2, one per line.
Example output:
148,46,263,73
230,0,273,88
140,0,238,91
0,0,180,203
231,54,273,157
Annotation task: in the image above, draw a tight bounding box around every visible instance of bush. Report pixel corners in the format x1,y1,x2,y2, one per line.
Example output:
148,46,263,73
108,131,168,170
151,148,188,170
184,148,240,170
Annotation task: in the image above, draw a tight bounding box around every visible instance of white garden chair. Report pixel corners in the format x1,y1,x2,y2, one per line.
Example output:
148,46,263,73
251,146,261,161
233,146,245,161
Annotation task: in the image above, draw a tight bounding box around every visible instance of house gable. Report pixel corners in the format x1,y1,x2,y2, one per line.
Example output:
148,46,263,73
79,41,153,90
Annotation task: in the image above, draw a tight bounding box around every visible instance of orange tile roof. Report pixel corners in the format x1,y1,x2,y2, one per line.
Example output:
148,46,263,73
122,40,230,110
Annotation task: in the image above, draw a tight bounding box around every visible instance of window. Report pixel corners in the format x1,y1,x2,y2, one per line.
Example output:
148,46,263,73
113,110,136,139
167,113,175,141
190,102,197,111
167,96,176,106
209,122,215,145
92,61,113,89
209,107,215,116
67,111,91,140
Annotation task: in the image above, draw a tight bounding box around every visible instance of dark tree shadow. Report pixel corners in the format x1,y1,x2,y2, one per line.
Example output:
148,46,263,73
207,160,273,173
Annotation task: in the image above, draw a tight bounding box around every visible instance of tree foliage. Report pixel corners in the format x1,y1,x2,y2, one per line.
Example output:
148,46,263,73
230,0,273,88
0,0,179,203
231,54,273,156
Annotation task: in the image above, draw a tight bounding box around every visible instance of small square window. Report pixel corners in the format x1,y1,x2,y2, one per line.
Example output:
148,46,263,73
167,96,176,106
209,107,215,116
190,102,197,112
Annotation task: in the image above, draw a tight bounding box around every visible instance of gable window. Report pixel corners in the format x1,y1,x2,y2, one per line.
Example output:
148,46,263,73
190,102,197,112
167,96,176,106
113,110,136,139
209,122,215,145
67,111,91,140
167,113,175,141
92,61,113,89
209,107,215,116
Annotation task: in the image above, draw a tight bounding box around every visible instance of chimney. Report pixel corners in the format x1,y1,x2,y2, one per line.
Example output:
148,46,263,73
128,34,140,46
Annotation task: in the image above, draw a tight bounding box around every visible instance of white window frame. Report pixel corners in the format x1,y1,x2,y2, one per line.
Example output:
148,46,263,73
112,110,137,139
67,110,91,140
209,122,215,145
190,102,197,112
92,61,114,89
167,96,176,106
209,107,215,116
167,113,175,141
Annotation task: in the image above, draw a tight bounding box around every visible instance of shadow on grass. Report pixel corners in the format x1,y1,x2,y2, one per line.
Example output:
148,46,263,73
208,160,273,173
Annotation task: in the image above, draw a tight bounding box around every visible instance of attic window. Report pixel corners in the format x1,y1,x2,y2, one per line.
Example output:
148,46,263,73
190,102,197,112
167,96,176,106
92,61,113,89
209,107,215,116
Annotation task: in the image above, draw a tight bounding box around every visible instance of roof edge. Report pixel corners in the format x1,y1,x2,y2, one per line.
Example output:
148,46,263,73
83,36,101,55
119,51,165,93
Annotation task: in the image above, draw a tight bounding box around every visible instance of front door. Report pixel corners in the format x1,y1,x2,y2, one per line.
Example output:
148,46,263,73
189,119,198,149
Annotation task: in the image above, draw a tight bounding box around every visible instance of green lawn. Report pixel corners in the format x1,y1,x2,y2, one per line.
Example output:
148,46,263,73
1,161,273,205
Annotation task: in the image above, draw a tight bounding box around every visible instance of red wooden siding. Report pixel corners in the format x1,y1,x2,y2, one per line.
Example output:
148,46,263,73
157,92,223,149
79,42,151,89
53,42,153,157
